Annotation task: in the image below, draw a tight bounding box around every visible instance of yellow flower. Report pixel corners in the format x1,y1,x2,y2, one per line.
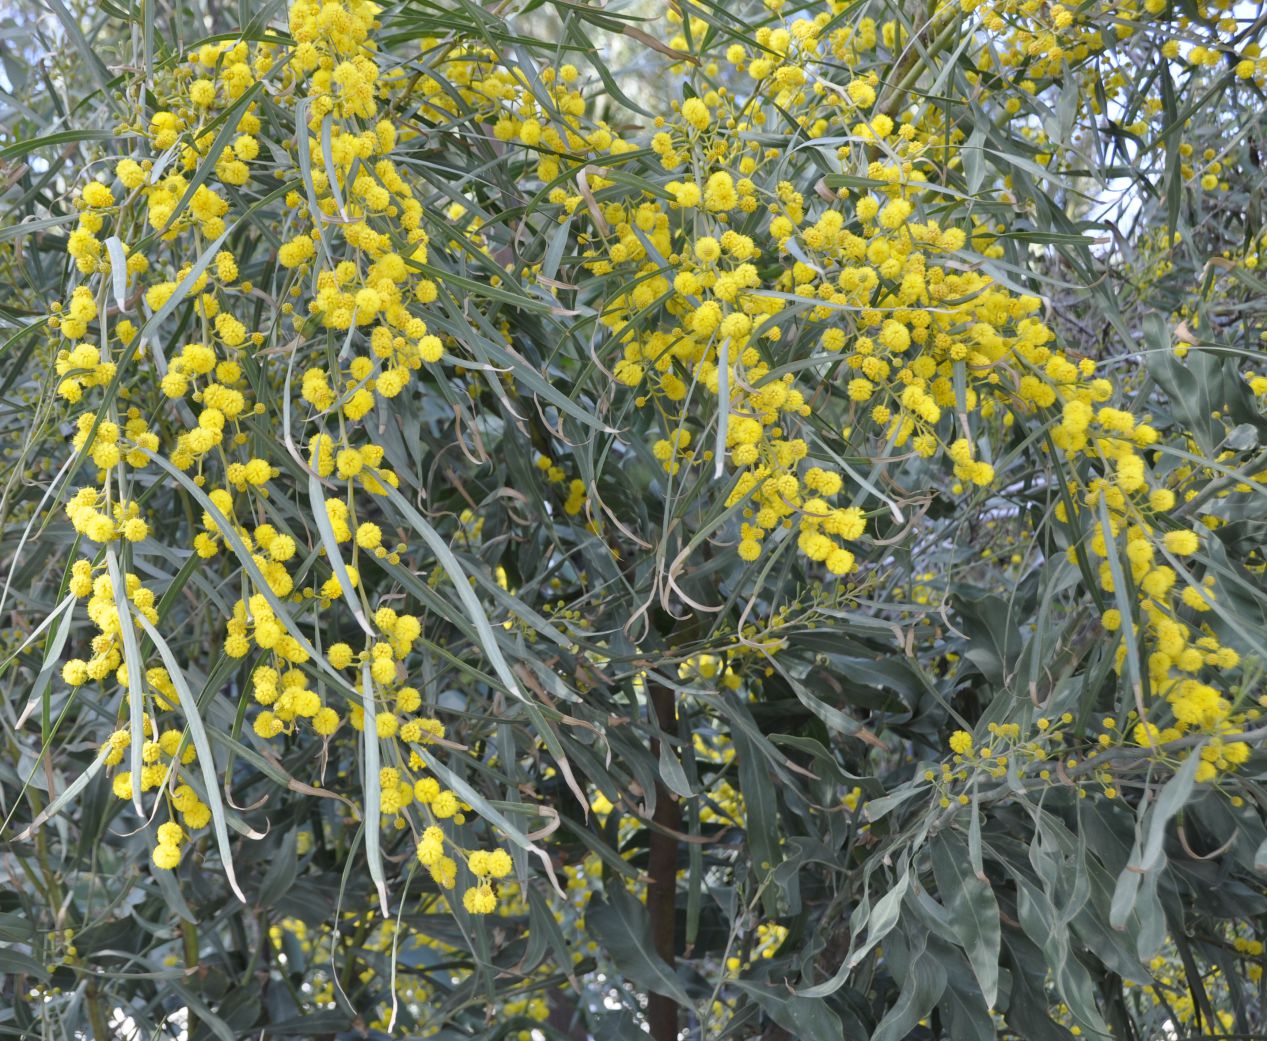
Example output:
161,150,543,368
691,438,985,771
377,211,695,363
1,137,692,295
681,97,710,131
1162,529,1199,555
151,844,182,870
189,79,216,106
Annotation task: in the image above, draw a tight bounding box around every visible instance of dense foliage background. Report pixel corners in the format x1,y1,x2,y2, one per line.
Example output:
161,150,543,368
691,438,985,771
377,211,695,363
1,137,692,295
2,0,1266,1038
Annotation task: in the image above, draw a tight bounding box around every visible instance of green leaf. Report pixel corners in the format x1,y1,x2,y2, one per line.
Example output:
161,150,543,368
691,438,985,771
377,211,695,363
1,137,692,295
134,613,248,905
10,746,108,842
0,914,34,943
733,729,780,887
358,657,390,917
106,550,148,819
1138,748,1201,872
657,740,692,799
376,480,528,705
953,592,1021,688
12,593,76,729
587,884,691,1008
731,983,844,1041
0,130,116,163
0,948,51,982
1016,876,1111,1038
800,857,910,1000
307,473,373,636
871,927,948,1041
931,833,1001,1009
257,829,299,908
964,122,987,195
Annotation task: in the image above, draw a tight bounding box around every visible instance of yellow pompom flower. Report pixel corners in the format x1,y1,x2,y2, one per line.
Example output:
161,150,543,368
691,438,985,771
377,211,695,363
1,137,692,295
1162,529,1199,555
151,844,182,870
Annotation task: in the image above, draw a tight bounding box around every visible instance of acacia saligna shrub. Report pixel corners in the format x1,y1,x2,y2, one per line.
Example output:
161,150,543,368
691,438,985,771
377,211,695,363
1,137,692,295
1,0,1266,1037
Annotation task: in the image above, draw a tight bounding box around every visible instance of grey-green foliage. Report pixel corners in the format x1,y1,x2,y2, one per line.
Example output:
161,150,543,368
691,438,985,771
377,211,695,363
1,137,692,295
0,0,1266,1038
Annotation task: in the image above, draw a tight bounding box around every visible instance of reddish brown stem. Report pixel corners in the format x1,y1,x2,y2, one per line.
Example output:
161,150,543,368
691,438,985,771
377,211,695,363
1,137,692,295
647,683,681,1041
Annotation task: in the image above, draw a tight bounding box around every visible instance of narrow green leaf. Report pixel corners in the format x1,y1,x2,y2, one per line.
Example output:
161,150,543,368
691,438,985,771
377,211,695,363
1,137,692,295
134,613,247,904
657,740,692,799
106,550,148,818
10,746,108,843
871,932,948,1041
932,833,1001,1009
376,479,526,704
1138,748,1201,872
307,473,372,635
360,660,389,916
587,885,691,1007
0,948,52,982
733,729,780,887
10,593,75,728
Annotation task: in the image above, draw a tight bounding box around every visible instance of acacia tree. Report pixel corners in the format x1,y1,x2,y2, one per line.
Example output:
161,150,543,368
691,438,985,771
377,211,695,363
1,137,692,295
1,0,1266,1038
